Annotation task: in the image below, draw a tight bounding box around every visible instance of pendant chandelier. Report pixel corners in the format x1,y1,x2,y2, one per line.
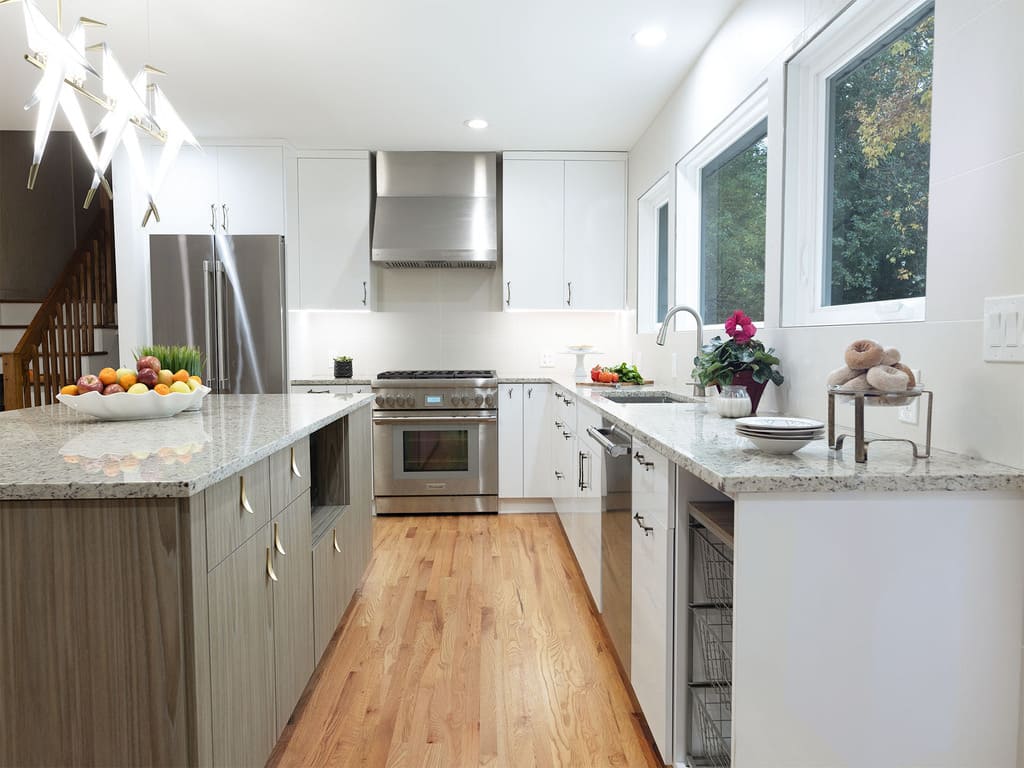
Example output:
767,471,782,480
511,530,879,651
1,0,197,227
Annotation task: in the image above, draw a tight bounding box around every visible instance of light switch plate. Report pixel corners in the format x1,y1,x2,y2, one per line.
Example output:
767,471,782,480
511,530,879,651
984,296,1024,362
540,352,555,368
898,368,921,424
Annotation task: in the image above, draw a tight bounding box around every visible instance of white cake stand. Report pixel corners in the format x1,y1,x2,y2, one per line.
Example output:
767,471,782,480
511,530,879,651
562,349,605,382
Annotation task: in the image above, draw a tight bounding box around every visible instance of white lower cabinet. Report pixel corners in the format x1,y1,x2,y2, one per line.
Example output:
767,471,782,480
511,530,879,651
498,382,551,500
289,384,361,395
631,439,675,763
499,384,526,498
574,402,603,610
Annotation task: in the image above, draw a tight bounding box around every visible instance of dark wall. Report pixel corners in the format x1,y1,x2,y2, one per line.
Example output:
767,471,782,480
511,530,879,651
0,131,102,301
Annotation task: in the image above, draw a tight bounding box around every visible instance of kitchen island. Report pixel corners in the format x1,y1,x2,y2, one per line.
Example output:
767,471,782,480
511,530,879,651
0,393,374,768
503,376,1024,767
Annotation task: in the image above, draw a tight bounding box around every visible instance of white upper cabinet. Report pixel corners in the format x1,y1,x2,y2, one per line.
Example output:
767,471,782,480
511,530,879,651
147,145,285,235
295,154,371,310
502,159,565,310
502,152,626,311
564,160,626,310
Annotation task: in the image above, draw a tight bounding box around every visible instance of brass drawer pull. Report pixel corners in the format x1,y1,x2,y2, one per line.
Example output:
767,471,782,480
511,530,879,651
273,521,287,556
240,476,254,514
333,528,341,553
290,446,302,479
266,547,278,582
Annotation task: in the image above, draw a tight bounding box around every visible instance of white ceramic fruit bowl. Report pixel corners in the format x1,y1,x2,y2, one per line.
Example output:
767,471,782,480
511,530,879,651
57,385,211,421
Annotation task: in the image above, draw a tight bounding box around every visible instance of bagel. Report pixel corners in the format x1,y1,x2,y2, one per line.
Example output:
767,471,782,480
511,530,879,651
844,339,884,370
892,362,916,388
880,347,901,366
843,373,872,391
827,365,861,387
866,364,910,393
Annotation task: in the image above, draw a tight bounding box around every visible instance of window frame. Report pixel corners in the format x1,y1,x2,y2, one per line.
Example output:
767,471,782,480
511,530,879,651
676,83,768,331
636,172,673,334
782,0,934,327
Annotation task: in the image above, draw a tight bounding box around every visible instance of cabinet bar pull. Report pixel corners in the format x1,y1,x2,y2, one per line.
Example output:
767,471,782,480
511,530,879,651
273,521,287,556
210,203,217,231
290,446,302,479
362,281,368,306
554,471,564,480
567,281,572,307
555,392,564,401
527,388,533,399
333,528,342,553
266,547,278,582
508,388,513,399
221,203,229,232
505,281,511,307
634,512,654,536
240,476,254,514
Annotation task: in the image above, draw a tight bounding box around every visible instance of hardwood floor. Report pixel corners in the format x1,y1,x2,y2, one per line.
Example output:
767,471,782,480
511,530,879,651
269,513,662,768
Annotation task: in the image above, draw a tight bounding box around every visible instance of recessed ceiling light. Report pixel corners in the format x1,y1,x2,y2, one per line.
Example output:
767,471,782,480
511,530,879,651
632,27,667,47
464,118,488,130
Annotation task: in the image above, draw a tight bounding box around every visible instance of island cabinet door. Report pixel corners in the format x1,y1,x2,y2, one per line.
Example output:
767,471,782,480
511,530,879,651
312,512,351,663
270,438,311,514
206,458,272,570
271,490,314,736
208,525,276,768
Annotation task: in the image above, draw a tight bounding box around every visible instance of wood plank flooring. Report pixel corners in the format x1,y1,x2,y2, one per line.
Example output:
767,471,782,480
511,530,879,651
269,513,662,768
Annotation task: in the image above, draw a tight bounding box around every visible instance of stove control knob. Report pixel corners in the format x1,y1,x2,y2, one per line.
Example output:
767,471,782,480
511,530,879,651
405,396,416,407
375,395,385,407
385,395,395,407
485,394,495,407
452,396,462,407
474,394,484,406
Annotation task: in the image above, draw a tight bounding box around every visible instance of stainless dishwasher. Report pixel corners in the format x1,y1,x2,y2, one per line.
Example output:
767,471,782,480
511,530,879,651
587,420,633,672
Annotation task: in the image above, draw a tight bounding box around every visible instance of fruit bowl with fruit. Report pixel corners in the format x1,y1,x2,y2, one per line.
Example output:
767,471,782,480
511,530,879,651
57,356,211,421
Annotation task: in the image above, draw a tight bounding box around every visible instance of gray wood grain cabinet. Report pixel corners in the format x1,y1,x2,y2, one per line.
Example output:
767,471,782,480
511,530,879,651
0,405,373,768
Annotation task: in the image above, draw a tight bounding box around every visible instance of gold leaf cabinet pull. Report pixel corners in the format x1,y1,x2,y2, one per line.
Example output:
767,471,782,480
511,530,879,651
240,476,254,515
332,528,341,554
290,446,302,479
273,521,287,556
266,547,278,582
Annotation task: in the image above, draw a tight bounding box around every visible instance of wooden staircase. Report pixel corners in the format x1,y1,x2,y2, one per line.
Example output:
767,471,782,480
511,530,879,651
1,196,116,411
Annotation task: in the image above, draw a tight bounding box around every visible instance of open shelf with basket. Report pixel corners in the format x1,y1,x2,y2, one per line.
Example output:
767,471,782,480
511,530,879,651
687,501,735,767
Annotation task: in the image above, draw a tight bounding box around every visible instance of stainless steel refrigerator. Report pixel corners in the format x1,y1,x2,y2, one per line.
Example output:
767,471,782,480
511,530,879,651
149,234,287,394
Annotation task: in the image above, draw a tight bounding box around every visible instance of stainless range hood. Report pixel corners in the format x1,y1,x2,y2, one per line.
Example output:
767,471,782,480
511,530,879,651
371,151,498,268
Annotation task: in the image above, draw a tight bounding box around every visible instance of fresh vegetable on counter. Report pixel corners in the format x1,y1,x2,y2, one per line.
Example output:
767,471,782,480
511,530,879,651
590,362,644,384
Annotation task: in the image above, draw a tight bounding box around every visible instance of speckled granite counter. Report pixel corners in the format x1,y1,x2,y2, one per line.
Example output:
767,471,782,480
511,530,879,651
290,378,372,386
0,393,374,500
500,374,1024,495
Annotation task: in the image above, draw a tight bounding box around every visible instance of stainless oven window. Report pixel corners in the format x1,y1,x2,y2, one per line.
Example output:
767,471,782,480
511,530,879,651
402,429,470,472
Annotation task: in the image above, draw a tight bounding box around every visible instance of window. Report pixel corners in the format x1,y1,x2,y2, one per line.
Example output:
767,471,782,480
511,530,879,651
637,173,672,333
783,0,934,326
677,85,768,328
699,122,768,324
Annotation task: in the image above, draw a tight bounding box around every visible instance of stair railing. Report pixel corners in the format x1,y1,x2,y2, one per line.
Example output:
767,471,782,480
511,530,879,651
2,195,116,411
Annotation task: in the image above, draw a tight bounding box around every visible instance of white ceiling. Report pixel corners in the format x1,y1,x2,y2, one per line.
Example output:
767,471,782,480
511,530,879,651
0,0,740,151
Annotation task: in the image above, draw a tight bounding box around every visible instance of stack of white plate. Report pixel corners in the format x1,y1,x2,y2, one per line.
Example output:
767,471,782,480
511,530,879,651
735,416,825,454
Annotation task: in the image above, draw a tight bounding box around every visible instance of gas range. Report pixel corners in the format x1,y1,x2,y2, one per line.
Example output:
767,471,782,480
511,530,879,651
372,369,498,411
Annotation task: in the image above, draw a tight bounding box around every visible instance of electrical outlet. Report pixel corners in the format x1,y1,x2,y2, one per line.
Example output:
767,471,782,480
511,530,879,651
898,368,922,424
671,352,678,377
540,352,555,368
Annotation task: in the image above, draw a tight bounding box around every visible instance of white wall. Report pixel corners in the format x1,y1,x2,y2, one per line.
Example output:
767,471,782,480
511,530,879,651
627,0,1024,468
288,268,635,379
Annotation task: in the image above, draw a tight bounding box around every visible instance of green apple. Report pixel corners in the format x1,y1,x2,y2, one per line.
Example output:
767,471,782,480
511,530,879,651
157,369,174,387
116,367,134,381
127,383,149,394
186,379,199,391
169,381,191,394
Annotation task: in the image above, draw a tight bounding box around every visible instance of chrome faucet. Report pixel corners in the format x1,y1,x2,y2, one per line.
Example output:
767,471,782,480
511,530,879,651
656,304,706,397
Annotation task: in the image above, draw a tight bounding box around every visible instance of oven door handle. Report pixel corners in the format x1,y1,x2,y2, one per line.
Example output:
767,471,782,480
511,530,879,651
373,415,497,425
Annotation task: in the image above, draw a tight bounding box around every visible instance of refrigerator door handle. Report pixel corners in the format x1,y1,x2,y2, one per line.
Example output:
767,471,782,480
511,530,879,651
215,261,228,392
203,260,215,392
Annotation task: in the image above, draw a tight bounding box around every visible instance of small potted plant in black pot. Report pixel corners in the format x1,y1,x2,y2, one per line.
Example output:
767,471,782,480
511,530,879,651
333,356,353,379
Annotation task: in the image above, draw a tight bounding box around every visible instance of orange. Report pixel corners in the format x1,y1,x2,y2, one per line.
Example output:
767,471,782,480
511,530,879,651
154,383,171,396
60,384,79,396
172,369,190,383
98,367,117,386
118,371,137,390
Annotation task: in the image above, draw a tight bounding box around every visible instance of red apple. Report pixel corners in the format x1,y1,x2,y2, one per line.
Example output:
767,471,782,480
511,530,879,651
137,367,159,387
76,374,104,393
137,355,161,373
103,383,125,395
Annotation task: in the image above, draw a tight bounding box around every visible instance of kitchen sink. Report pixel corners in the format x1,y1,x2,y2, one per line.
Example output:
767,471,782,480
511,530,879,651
600,391,693,404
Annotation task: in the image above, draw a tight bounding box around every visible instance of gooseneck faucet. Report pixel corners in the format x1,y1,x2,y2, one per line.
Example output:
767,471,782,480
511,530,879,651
656,304,706,397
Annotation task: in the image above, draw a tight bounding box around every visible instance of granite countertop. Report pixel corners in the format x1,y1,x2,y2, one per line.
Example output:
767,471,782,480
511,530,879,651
0,393,374,501
502,374,1024,495
290,378,372,386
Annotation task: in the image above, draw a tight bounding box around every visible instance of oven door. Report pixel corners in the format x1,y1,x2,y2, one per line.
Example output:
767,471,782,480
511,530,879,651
372,410,498,497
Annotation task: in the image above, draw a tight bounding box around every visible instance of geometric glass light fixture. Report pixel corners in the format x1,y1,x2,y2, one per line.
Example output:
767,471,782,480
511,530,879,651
1,0,196,226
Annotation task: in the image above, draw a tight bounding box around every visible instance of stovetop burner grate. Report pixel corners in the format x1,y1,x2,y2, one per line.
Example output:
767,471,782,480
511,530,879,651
376,369,496,380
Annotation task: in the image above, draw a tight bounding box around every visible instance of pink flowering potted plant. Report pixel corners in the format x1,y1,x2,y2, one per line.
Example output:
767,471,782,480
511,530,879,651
692,310,784,414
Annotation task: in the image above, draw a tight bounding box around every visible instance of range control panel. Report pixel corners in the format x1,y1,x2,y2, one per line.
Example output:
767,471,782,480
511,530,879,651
372,387,498,410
